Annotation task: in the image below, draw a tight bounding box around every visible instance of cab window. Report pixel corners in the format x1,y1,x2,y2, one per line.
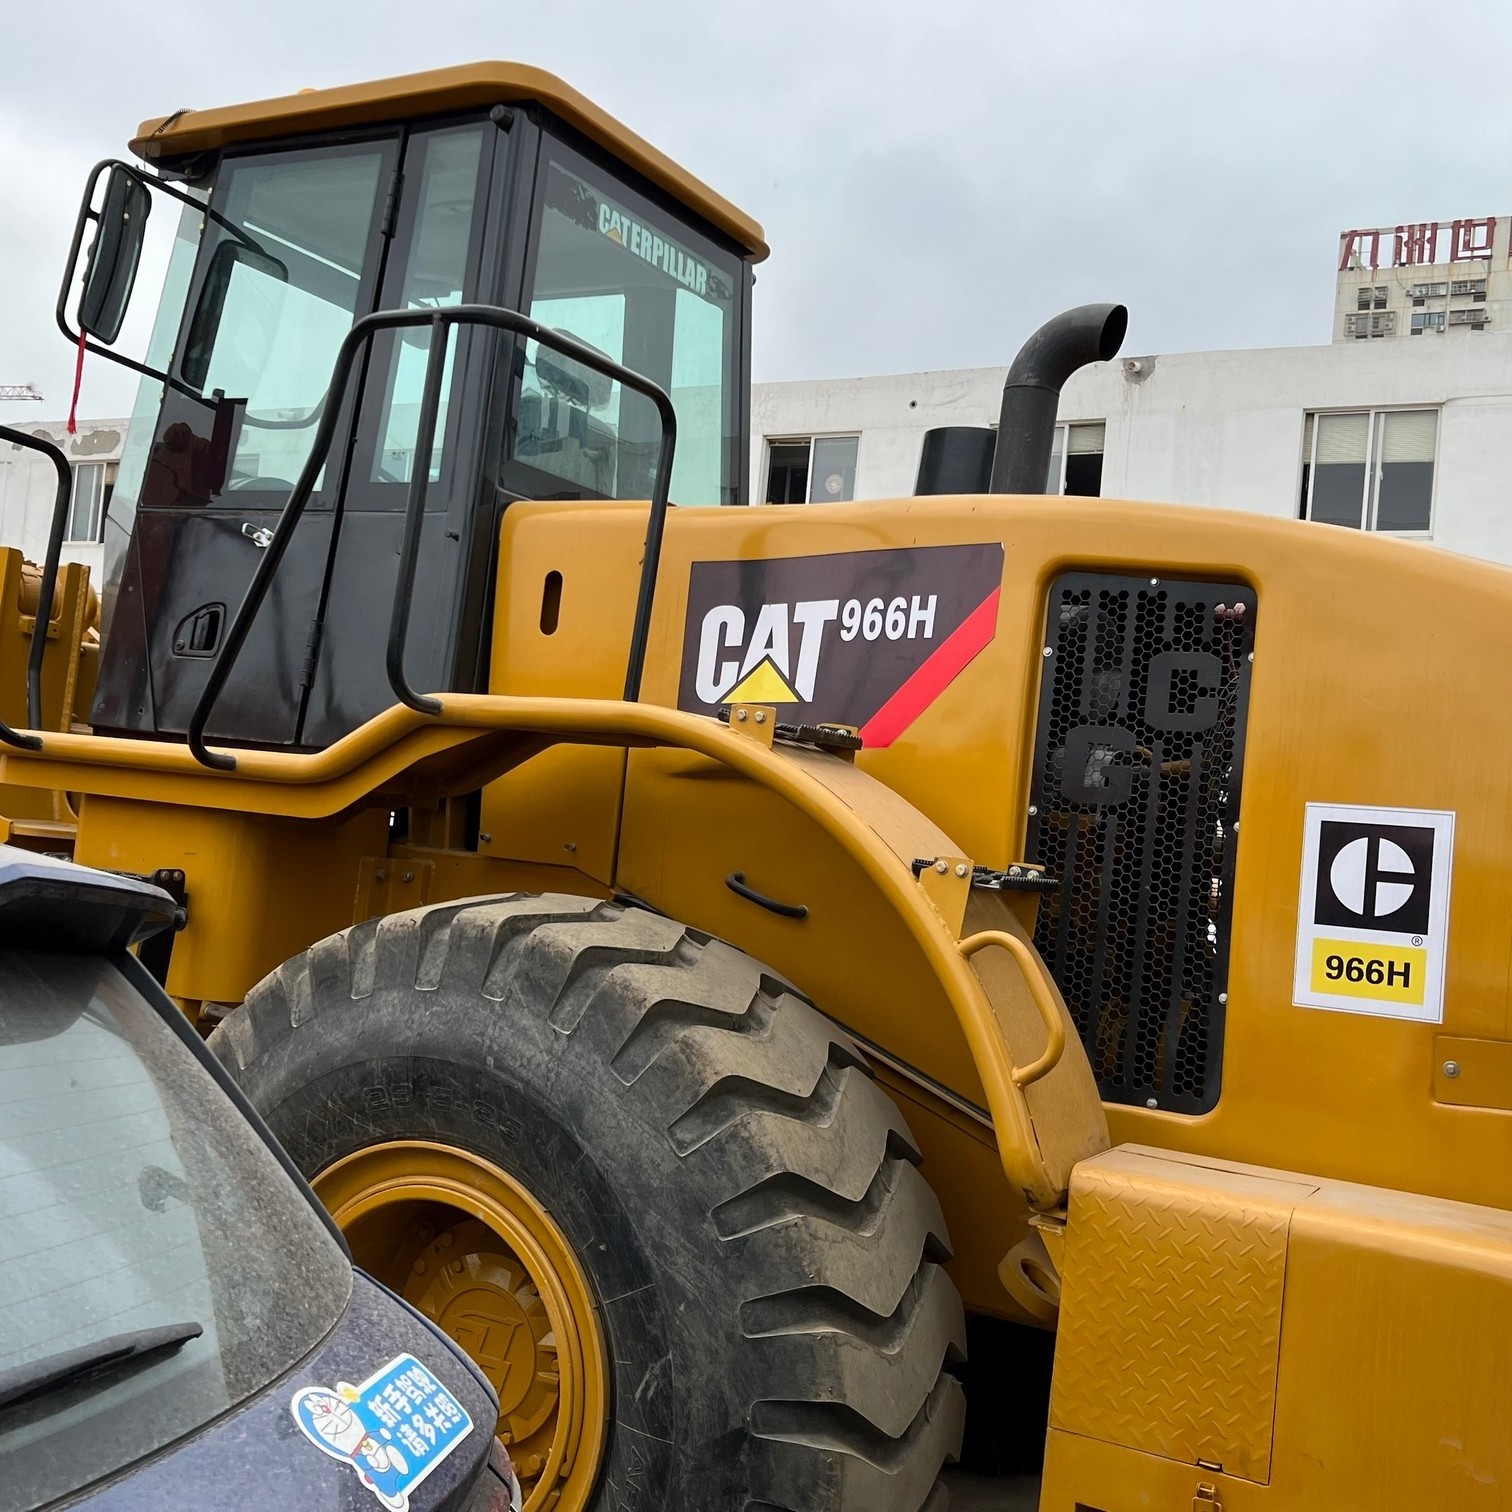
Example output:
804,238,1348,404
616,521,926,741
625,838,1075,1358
517,142,740,505
367,123,490,486
166,137,393,499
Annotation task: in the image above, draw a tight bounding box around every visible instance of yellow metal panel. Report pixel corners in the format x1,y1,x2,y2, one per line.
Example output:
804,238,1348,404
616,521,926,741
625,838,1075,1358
131,62,768,260
1051,1148,1310,1482
388,844,613,906
1045,1147,1512,1509
617,745,982,1095
614,496,1512,1213
1043,1431,1252,1511
0,550,92,823
479,745,624,884
74,796,386,1004
617,737,1107,1209
355,856,434,920
478,505,640,885
1270,1177,1512,1507
1433,1034,1512,1109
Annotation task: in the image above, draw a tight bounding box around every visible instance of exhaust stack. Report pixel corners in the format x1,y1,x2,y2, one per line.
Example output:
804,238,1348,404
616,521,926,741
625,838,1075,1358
987,302,1127,495
914,426,998,496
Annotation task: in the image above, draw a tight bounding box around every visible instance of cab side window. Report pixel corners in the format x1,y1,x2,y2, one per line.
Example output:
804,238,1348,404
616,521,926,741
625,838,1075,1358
516,147,740,505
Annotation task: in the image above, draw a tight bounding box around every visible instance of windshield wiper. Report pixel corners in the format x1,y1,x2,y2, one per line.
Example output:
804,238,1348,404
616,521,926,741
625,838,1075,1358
0,1323,203,1413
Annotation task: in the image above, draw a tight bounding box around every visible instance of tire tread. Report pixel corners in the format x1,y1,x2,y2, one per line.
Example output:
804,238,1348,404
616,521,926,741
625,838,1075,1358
214,894,962,1511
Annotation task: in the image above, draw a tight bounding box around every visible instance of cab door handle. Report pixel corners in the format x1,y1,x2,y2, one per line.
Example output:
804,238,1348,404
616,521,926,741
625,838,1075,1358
241,523,274,549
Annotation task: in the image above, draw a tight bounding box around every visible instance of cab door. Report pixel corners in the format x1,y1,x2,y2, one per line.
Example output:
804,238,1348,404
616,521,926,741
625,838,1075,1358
91,134,398,744
297,120,498,748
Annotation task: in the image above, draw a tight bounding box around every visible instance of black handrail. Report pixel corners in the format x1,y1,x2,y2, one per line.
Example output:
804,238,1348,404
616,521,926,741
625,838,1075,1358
187,302,678,771
0,426,73,749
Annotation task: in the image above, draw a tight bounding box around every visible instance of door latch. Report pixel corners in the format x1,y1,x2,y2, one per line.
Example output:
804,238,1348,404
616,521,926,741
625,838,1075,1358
241,522,274,549
1193,1483,1223,1512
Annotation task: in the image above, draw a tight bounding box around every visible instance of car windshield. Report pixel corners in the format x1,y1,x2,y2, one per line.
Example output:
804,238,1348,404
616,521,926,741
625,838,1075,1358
0,951,351,1510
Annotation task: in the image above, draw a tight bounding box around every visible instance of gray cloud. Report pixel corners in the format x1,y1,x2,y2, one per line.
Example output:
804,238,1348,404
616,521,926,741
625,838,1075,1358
4,0,1511,425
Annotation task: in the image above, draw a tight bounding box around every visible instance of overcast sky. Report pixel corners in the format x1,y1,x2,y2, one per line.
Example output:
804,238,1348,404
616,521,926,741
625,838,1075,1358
4,0,1512,425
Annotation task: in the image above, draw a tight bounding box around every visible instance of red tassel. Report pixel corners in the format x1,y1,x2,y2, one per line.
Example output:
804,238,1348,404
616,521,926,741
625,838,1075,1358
66,330,86,436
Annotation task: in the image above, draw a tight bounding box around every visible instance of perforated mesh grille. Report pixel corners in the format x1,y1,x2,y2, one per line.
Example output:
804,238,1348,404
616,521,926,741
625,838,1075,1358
1026,574,1256,1112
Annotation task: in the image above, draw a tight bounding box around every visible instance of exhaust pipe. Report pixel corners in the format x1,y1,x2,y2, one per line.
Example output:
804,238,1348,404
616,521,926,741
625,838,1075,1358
914,426,998,496
987,302,1127,494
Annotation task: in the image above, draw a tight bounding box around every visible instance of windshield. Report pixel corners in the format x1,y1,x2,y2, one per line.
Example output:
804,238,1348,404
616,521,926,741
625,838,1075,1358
520,143,741,505
0,952,350,1509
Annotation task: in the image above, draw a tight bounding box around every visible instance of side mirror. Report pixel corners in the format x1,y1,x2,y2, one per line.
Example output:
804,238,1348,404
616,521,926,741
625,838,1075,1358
78,166,151,345
181,241,288,393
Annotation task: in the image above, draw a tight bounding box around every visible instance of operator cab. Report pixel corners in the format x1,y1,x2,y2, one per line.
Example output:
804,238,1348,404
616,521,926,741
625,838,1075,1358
77,65,763,748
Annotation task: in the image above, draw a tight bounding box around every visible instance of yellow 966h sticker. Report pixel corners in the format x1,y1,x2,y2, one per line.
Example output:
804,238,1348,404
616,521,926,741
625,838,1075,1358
1293,804,1453,1023
1308,940,1428,1007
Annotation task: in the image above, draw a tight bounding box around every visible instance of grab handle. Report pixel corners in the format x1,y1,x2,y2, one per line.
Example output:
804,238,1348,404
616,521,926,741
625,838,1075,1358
958,928,1066,1087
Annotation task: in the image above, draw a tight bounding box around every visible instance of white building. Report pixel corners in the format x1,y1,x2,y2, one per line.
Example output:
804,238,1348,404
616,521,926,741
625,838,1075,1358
751,335,1512,565
1335,215,1508,342
0,418,125,580
7,312,1512,582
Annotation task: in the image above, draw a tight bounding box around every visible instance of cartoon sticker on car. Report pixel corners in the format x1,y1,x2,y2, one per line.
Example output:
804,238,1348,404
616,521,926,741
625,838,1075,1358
291,1353,473,1511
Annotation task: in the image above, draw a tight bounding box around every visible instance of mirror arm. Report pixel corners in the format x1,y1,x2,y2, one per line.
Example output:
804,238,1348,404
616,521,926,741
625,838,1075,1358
56,159,275,414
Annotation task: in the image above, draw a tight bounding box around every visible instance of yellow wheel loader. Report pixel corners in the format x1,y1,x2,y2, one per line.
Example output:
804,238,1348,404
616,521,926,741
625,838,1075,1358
2,62,1510,1512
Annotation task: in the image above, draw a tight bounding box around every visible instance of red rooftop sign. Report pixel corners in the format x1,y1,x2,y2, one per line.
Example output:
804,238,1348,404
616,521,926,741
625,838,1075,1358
1339,218,1498,270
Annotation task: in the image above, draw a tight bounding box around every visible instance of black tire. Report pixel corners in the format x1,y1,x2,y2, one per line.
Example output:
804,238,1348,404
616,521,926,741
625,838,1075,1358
210,893,965,1512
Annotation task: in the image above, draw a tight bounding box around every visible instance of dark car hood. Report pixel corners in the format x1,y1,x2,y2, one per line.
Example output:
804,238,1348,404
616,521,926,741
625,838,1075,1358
72,1272,497,1511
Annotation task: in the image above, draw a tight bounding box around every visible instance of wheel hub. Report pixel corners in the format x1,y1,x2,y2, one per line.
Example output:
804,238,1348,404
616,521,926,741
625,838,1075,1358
312,1141,607,1511
404,1218,560,1477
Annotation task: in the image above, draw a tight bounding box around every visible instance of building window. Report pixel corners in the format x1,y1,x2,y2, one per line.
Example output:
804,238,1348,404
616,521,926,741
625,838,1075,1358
1298,409,1436,534
1410,311,1446,334
1045,421,1106,495
66,461,116,543
1448,307,1490,329
762,435,859,504
764,440,810,503
1355,285,1388,311
1407,281,1448,305
1344,311,1396,338
1450,278,1487,300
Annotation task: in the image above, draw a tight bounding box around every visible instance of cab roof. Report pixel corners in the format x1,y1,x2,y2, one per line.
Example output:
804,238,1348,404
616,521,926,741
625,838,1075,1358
131,61,769,261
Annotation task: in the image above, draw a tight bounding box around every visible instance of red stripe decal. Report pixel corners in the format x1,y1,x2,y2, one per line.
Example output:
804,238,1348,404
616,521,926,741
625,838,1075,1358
859,587,1001,748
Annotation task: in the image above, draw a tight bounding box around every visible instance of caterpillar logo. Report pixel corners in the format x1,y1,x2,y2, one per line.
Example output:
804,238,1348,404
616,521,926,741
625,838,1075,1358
677,543,1004,746
1293,803,1454,1023
597,200,711,297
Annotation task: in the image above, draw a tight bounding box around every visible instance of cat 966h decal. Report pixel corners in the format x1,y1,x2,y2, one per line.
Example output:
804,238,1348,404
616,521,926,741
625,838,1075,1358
677,544,1004,745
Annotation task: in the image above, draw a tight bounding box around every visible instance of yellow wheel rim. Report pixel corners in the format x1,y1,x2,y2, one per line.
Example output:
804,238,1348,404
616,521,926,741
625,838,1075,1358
313,1140,608,1512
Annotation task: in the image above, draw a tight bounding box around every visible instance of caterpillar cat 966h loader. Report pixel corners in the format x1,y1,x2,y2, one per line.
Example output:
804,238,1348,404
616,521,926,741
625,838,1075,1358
3,62,1511,1512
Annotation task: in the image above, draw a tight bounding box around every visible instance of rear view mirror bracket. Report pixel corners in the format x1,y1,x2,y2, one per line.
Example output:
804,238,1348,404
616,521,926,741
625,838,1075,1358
55,159,271,414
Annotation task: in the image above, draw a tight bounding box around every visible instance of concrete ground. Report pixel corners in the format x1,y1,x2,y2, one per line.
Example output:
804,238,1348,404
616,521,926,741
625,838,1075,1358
941,1470,1040,1510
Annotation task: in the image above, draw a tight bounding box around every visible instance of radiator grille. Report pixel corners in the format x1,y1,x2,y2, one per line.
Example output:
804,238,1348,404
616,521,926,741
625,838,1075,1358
1026,574,1256,1112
